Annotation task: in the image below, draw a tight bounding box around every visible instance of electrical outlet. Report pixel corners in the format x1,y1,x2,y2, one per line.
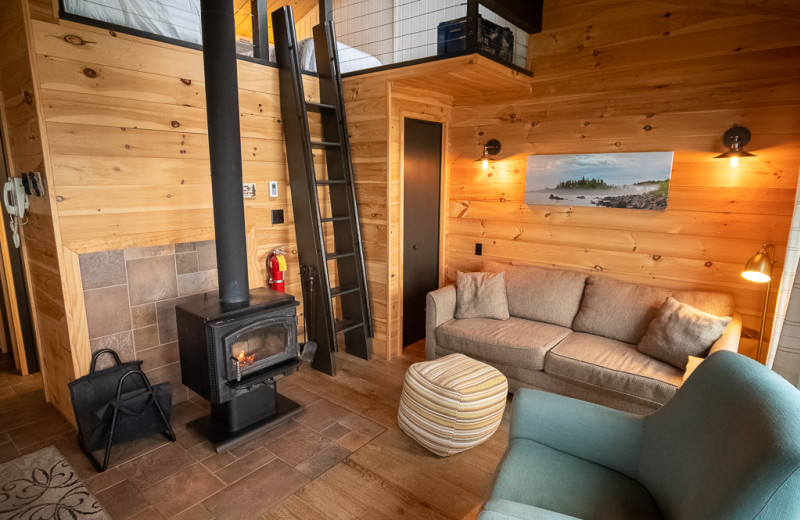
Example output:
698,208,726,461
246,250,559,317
269,181,278,197
475,243,482,256
272,209,284,225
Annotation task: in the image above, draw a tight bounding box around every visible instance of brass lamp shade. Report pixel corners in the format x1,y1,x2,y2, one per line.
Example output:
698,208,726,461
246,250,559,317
741,244,774,363
742,247,772,283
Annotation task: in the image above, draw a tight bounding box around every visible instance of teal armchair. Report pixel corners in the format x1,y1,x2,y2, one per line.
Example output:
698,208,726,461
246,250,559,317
480,351,800,520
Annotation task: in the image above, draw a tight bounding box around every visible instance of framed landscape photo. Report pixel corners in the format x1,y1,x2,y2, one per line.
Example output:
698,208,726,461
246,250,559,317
525,152,674,210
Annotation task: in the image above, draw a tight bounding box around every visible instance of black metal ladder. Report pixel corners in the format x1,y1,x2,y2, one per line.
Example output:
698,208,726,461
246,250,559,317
272,6,373,375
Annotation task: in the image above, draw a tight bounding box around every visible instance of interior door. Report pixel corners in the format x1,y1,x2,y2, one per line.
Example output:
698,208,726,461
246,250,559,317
403,119,442,347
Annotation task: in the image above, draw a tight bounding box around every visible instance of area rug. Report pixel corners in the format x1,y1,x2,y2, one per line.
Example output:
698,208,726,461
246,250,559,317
0,446,109,520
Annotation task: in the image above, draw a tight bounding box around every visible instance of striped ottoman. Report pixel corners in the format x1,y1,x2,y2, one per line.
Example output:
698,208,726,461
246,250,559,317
398,353,508,456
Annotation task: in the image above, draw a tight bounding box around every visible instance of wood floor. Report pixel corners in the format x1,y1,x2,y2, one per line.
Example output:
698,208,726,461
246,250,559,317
0,342,510,519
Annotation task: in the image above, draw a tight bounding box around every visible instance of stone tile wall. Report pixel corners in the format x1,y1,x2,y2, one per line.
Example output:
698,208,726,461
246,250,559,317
79,241,219,404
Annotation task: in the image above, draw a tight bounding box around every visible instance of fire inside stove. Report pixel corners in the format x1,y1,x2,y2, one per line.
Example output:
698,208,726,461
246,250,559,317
234,349,255,366
226,321,292,382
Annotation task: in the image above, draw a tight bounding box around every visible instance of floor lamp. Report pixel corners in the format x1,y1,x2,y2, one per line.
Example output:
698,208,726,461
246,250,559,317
741,244,774,362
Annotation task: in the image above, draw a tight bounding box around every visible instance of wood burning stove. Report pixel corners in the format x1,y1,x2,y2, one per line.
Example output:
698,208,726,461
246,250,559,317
176,288,302,448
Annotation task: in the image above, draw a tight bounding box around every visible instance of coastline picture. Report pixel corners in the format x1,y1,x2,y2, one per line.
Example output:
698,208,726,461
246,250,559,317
525,152,674,210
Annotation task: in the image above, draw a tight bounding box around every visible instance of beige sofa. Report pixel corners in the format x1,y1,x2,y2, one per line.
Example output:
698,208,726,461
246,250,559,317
425,261,742,414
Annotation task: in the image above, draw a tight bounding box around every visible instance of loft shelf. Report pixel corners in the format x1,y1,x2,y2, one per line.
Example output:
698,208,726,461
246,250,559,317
344,53,533,97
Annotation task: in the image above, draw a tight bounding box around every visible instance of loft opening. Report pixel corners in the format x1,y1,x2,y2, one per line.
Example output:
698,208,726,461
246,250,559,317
58,0,541,76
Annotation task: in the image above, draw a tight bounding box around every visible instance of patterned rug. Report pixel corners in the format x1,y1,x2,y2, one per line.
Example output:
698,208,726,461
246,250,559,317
0,446,109,520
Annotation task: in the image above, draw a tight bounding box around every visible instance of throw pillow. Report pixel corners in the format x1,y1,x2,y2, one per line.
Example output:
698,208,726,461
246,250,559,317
637,296,732,370
455,271,510,320
481,260,587,328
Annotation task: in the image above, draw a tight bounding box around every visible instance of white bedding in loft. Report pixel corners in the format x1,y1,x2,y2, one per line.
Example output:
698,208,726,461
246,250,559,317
63,0,204,44
267,39,383,73
63,0,382,73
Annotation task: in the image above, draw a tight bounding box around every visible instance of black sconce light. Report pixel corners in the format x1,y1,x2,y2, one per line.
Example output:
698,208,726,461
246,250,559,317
475,139,501,170
714,125,756,168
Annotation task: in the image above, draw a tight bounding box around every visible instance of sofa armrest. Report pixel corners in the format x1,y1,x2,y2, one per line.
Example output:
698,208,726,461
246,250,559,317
681,313,742,382
510,388,645,478
709,312,742,356
479,499,581,520
425,284,456,360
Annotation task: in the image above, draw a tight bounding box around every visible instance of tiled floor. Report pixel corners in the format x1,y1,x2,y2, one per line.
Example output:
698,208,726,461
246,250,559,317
0,342,510,519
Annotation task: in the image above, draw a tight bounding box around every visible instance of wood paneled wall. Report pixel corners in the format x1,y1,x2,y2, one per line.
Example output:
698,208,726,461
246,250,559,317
20,7,398,385
446,0,800,360
29,18,319,356
339,75,391,357
0,0,77,422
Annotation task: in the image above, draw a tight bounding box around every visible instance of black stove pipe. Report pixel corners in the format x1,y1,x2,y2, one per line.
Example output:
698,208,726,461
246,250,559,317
199,0,249,304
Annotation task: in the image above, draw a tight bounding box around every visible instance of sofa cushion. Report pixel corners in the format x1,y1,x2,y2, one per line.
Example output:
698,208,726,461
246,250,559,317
436,317,572,371
573,276,734,344
489,438,662,520
455,271,509,320
637,297,732,370
572,277,671,344
482,260,587,328
545,333,682,405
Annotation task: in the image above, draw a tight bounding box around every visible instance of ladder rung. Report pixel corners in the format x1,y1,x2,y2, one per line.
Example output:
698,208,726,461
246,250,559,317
325,251,355,260
310,141,341,148
330,286,359,298
321,216,350,223
316,179,346,185
334,319,363,334
306,101,336,112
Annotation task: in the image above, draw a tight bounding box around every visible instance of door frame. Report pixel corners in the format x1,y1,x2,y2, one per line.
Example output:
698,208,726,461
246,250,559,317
399,113,449,348
0,98,33,374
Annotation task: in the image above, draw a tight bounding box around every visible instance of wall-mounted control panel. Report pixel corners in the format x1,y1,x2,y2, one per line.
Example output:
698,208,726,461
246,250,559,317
242,183,257,198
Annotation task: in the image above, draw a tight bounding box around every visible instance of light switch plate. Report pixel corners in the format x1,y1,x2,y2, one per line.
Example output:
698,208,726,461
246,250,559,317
242,183,257,198
269,181,278,197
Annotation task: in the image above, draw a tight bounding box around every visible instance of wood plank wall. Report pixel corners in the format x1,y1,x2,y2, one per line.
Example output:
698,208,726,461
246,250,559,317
29,17,316,345
339,75,391,357
19,6,397,388
446,0,800,360
0,0,75,417
1,0,76,422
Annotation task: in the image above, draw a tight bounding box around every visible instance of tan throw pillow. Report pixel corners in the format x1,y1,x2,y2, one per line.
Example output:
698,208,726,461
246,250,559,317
637,297,732,370
455,271,510,320
481,260,587,328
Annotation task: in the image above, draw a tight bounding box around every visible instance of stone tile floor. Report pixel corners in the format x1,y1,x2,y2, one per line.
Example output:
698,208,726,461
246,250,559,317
0,342,510,519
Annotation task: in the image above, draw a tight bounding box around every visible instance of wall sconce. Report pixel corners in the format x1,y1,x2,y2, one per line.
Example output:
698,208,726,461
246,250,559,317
742,243,774,361
715,126,756,168
475,139,501,170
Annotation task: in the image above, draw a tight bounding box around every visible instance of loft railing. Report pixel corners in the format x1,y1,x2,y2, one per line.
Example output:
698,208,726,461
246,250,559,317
58,0,541,74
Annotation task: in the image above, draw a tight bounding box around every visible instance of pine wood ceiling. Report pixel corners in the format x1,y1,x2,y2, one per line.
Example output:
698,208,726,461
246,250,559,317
233,0,319,41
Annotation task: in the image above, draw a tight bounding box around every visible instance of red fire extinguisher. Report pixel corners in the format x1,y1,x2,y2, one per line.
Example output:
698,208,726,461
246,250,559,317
267,248,287,293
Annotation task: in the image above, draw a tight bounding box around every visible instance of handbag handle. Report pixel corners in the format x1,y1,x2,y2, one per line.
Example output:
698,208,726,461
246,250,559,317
114,370,154,401
90,349,123,373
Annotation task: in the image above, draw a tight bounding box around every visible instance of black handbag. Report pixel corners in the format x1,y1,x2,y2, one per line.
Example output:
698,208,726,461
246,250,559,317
68,349,176,471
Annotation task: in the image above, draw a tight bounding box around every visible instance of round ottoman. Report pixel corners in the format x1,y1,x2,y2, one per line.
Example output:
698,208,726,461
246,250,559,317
398,353,508,457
